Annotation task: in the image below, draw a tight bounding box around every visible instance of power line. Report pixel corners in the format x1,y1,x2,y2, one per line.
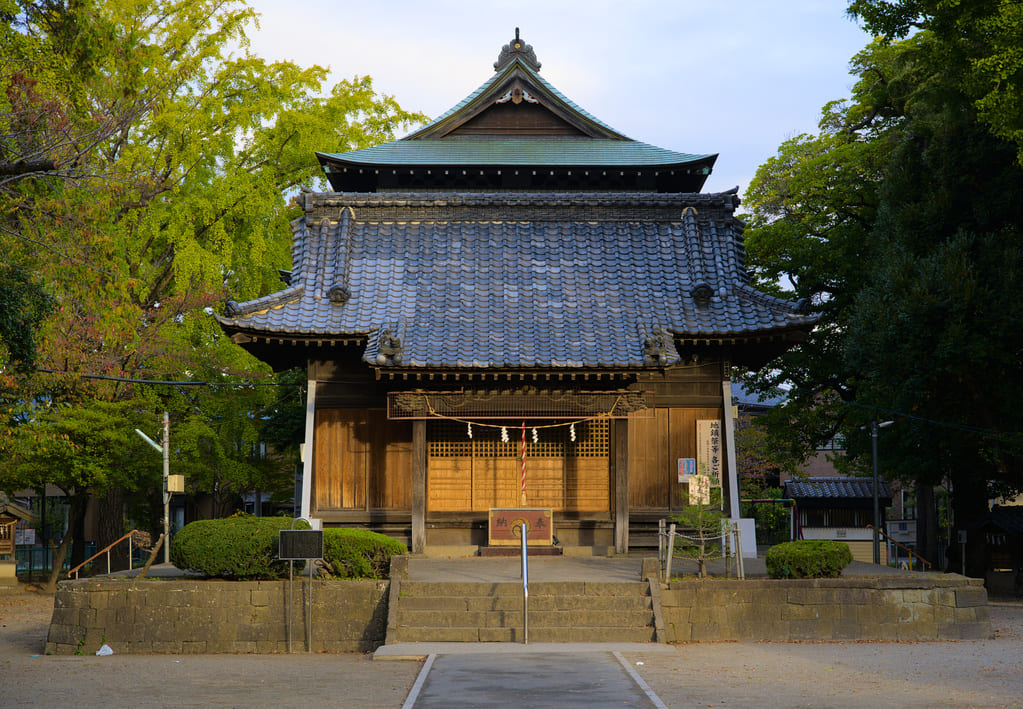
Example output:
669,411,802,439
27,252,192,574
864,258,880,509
846,400,1023,444
35,368,300,388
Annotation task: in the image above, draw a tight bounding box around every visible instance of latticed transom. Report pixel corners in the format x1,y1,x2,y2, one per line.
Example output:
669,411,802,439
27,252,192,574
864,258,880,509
428,419,608,458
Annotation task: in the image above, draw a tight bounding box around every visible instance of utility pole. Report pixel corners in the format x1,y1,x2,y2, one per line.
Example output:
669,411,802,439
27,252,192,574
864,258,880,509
136,412,172,564
870,419,894,565
159,409,167,564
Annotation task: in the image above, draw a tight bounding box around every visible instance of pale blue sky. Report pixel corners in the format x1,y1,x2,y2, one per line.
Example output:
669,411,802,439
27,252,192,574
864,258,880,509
244,1,870,195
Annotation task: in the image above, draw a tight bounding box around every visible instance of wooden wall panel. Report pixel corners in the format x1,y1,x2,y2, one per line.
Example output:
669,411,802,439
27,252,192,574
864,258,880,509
369,418,412,509
628,409,670,509
669,408,721,509
627,407,723,511
564,458,610,511
427,458,472,511
524,458,565,509
427,454,609,512
314,409,412,513
314,409,354,511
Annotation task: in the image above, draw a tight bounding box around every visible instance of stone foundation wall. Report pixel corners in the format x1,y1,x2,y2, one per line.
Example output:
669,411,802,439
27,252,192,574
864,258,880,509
45,574,992,653
661,576,991,642
45,579,388,655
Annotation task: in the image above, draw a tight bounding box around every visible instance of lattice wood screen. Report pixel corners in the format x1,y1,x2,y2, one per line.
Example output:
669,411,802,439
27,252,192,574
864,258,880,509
428,419,608,458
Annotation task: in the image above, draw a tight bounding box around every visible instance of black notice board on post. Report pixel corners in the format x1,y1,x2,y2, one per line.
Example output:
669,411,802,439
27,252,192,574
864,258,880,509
278,529,323,560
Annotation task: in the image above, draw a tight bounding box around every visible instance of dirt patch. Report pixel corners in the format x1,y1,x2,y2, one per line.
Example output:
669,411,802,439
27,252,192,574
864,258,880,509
0,585,53,657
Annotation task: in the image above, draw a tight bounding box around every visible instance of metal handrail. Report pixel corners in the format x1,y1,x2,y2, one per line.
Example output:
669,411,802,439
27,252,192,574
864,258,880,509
518,522,529,645
866,524,932,570
68,529,145,579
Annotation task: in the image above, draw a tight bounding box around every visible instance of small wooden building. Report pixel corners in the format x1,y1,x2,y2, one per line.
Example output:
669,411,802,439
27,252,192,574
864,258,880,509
0,500,34,585
218,32,816,554
785,477,893,564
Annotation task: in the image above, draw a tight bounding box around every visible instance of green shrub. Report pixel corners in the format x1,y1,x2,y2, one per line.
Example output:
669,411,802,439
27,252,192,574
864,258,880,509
171,516,307,579
320,528,407,579
171,517,407,580
765,540,853,579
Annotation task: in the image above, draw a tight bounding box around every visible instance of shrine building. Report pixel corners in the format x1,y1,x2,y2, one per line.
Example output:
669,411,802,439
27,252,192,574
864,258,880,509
217,31,817,555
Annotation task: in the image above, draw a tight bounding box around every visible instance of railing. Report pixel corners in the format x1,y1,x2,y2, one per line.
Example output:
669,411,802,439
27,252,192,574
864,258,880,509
866,524,932,570
67,530,148,579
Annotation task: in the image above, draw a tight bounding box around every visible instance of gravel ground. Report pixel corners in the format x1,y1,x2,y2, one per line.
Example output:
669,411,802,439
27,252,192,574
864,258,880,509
1,585,1020,708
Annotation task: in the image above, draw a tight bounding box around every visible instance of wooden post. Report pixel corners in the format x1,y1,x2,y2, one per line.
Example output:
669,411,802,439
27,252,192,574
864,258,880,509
613,418,629,554
412,420,426,555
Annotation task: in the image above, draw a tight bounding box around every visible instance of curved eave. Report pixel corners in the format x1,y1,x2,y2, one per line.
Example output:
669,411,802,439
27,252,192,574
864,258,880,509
316,147,717,170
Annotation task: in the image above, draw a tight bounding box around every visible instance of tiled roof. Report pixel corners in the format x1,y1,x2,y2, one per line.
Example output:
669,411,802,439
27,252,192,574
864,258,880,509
785,477,893,501
318,137,712,168
734,381,788,409
218,191,816,370
968,505,1023,536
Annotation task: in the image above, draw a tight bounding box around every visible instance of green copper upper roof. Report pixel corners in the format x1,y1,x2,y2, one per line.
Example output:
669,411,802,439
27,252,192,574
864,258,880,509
316,32,716,190
318,137,713,168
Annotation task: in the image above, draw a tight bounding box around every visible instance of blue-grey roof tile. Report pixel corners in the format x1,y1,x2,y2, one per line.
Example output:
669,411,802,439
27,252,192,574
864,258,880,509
219,191,816,368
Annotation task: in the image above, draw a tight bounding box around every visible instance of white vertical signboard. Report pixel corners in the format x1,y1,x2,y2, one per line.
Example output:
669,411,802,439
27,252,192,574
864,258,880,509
697,419,722,486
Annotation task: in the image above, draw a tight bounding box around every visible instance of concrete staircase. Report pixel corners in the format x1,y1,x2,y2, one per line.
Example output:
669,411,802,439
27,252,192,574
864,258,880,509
385,579,663,643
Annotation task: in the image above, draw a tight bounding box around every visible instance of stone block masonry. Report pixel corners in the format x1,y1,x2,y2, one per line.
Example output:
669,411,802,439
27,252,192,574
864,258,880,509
44,572,991,653
660,575,991,642
45,579,388,655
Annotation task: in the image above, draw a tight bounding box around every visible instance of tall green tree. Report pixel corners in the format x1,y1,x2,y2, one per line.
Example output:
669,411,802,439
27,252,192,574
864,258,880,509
0,0,424,573
743,24,1023,573
0,266,54,372
848,0,1023,164
0,399,160,588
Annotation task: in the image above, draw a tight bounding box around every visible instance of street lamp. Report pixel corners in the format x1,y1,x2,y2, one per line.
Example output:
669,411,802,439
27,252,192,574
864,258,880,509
135,412,171,564
871,419,894,564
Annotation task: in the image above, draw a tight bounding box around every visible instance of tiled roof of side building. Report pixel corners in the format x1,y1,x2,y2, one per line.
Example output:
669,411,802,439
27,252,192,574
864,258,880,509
785,477,893,501
217,191,817,369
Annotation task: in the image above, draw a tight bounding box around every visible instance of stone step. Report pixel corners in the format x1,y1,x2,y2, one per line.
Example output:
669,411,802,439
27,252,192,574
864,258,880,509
387,579,661,644
399,581,650,597
395,608,655,629
391,625,657,643
398,594,652,612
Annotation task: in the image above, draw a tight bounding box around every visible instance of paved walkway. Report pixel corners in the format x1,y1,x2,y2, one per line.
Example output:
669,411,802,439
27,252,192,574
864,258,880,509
403,552,925,582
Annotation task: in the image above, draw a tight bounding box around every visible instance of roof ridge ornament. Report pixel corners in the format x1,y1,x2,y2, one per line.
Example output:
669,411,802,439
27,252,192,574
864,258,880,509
494,27,541,72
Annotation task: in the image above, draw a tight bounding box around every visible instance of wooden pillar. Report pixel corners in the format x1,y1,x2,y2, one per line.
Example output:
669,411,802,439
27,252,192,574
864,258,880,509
613,418,629,553
412,420,426,554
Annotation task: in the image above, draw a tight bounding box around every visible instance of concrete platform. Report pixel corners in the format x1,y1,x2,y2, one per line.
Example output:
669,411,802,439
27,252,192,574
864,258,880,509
374,641,678,661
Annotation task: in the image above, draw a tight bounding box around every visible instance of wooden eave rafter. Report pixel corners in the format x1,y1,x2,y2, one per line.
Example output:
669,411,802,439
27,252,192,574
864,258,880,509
372,368,645,383
228,331,366,349
405,59,629,141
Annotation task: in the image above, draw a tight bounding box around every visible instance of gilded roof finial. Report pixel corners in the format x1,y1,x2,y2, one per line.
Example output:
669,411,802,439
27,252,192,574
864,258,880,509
494,28,541,72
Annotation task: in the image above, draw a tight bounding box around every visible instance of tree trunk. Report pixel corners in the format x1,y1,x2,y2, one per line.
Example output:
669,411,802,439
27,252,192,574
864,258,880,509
68,495,88,569
46,493,89,592
950,470,990,578
915,482,940,569
96,488,128,571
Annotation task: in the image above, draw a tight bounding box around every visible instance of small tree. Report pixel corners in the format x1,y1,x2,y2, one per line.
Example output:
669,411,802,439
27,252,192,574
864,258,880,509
672,483,727,578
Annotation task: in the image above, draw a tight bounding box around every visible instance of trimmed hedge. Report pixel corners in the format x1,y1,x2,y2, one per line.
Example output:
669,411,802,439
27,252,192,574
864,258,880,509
320,528,407,580
171,517,407,580
171,516,304,580
765,540,854,579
